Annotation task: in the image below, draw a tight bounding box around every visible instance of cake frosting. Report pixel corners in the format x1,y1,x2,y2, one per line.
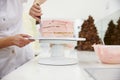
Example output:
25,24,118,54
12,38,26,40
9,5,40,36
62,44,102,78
40,20,74,37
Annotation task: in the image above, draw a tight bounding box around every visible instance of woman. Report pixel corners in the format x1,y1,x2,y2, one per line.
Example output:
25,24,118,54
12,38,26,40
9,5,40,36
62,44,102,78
0,0,42,78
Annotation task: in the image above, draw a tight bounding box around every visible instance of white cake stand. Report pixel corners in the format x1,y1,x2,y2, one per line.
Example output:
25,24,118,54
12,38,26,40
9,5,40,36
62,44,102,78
30,37,86,66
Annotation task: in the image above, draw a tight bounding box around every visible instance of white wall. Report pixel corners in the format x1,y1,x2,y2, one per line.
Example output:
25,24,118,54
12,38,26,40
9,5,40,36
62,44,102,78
106,0,120,15
23,0,120,21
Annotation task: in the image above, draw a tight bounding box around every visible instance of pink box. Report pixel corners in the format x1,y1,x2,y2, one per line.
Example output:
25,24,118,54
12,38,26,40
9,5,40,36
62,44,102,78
93,44,120,64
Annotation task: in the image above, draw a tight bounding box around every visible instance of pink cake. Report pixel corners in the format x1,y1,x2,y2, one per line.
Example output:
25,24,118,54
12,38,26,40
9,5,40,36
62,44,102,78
40,20,74,37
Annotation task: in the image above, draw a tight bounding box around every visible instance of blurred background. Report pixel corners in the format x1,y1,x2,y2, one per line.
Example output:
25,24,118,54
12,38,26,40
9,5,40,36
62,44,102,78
22,0,120,55
23,0,120,21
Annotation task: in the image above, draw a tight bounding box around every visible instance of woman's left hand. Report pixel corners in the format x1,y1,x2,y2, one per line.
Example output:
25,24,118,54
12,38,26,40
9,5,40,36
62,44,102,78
29,3,42,22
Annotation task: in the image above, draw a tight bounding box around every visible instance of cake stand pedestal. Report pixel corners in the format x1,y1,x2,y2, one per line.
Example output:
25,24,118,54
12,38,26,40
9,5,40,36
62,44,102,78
39,44,78,66
30,37,86,66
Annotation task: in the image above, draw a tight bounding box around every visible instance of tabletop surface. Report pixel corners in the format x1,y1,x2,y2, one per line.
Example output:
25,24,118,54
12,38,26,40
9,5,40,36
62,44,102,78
85,68,120,80
1,55,94,80
1,46,120,80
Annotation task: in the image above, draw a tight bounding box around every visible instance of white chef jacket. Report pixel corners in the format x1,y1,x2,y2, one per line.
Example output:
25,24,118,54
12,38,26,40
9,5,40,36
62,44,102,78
0,0,34,78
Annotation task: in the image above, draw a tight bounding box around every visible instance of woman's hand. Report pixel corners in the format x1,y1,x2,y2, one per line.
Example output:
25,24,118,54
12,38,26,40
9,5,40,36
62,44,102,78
10,34,34,47
29,3,42,23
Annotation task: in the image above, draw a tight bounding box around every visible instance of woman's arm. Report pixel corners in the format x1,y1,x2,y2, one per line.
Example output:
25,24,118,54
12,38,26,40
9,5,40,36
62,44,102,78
0,37,13,49
0,34,34,49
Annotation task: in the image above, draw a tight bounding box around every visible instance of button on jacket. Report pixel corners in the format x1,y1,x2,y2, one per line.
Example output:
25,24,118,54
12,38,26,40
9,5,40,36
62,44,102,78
0,0,34,78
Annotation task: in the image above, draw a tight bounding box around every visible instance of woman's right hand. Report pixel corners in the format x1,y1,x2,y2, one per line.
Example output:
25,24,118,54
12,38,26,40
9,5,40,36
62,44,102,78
10,34,34,47
29,3,42,23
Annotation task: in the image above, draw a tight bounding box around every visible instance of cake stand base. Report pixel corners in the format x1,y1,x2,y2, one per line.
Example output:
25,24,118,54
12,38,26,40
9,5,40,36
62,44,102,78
38,57,78,66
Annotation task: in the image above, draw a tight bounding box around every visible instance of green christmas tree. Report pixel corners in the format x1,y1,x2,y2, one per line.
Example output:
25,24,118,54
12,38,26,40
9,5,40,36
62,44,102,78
75,16,102,51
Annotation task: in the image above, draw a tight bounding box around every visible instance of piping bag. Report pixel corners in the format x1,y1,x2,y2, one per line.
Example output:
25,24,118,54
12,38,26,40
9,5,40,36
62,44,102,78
35,0,47,37
27,0,47,41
